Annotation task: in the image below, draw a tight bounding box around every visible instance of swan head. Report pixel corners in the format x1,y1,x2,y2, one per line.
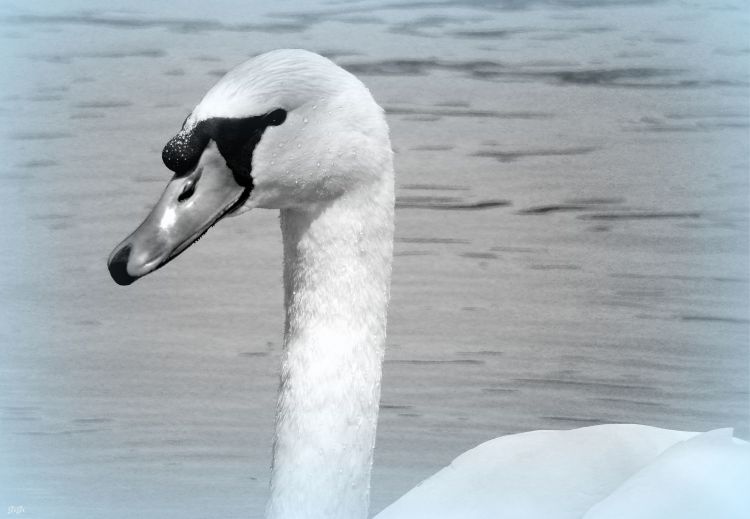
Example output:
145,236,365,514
108,49,390,285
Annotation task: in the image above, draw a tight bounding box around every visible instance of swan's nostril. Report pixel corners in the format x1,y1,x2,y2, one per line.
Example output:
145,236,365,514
178,181,196,202
108,245,136,286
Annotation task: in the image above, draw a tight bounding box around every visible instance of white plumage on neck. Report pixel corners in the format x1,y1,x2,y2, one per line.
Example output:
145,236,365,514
268,160,394,519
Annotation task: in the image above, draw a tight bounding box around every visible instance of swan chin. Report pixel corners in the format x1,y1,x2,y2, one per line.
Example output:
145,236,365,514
108,141,248,285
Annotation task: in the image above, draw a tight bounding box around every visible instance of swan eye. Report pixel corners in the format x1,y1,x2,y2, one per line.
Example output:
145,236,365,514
266,109,286,126
163,111,284,185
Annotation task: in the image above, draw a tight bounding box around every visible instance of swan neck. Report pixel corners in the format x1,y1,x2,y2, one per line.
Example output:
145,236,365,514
267,178,394,519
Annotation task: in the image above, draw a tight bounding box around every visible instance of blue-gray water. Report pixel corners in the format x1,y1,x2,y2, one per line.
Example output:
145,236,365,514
0,0,748,517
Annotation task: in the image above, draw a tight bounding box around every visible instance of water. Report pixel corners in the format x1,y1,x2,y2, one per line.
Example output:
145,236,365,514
0,1,748,517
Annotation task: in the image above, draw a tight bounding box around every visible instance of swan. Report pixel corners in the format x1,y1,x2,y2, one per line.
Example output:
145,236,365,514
107,49,749,519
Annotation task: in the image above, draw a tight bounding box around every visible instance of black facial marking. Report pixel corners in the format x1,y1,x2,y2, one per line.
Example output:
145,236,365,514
161,126,210,175
266,108,286,126
161,109,287,189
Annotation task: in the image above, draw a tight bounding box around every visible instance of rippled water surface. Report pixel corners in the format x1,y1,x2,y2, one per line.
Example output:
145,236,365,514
1,0,748,517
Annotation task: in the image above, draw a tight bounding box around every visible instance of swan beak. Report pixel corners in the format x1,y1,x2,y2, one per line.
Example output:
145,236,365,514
108,144,248,285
